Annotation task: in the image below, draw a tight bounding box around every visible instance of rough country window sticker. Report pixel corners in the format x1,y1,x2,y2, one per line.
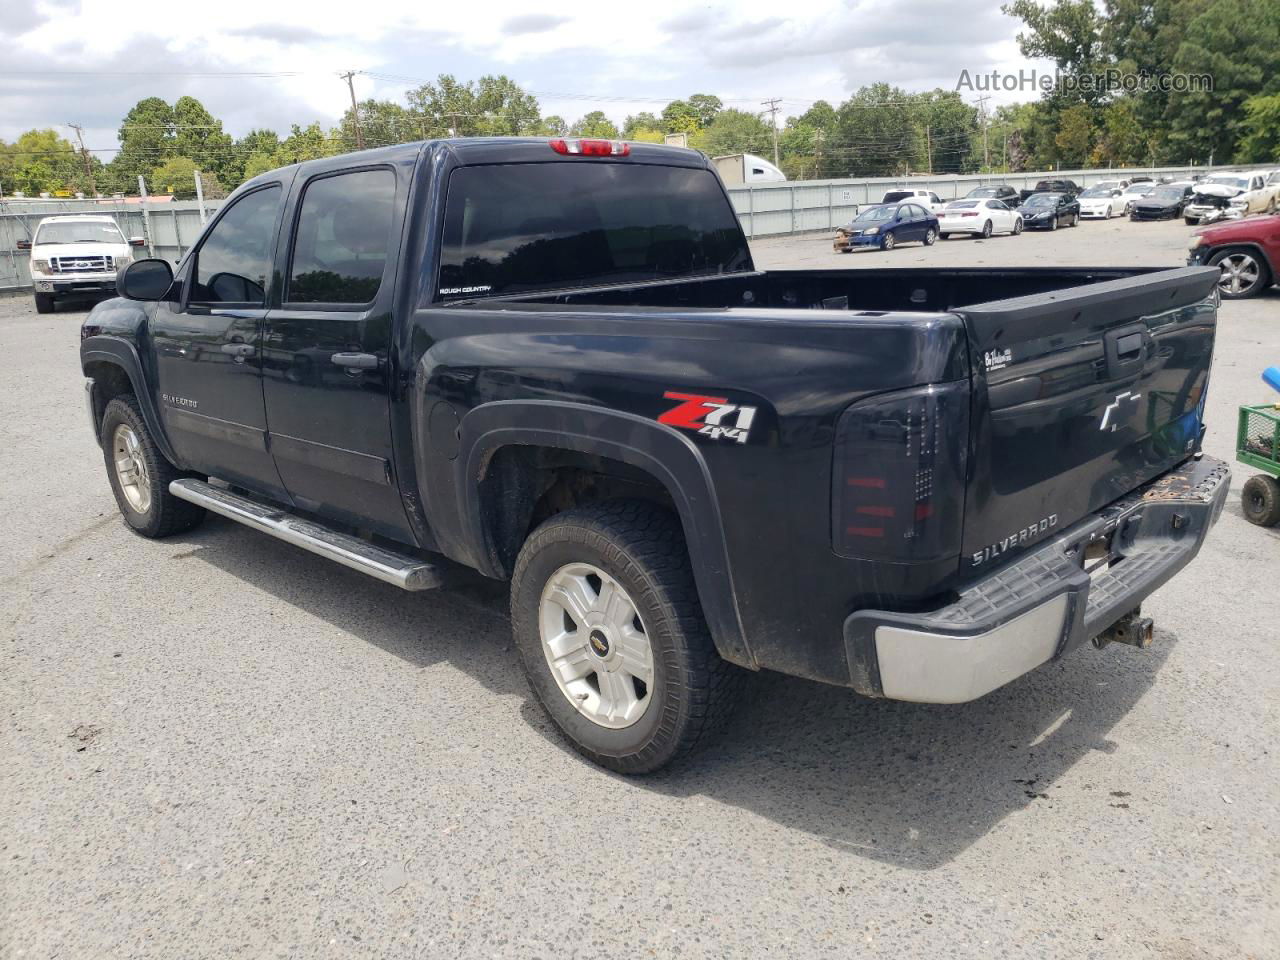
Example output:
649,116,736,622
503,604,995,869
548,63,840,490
439,285,492,296
658,391,758,444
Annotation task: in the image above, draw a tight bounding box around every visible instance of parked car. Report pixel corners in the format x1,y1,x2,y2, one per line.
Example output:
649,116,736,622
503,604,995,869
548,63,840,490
1188,211,1279,298
1016,192,1081,229
938,198,1023,238
18,214,143,314
1117,182,1158,214
80,137,1229,774
834,202,939,251
1018,179,1080,203
963,184,1021,207
1184,173,1264,224
879,188,947,214
1228,170,1279,217
1128,182,1195,221
1077,183,1126,219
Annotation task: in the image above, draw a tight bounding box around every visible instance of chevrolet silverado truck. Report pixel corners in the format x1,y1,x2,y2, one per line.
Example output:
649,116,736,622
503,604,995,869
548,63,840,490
19,214,143,313
80,137,1230,773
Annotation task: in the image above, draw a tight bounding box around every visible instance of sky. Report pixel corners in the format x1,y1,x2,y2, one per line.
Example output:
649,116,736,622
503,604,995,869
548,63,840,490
0,0,1050,157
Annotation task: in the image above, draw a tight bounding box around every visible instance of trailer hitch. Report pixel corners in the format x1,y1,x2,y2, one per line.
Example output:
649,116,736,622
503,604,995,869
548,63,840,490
1092,608,1155,650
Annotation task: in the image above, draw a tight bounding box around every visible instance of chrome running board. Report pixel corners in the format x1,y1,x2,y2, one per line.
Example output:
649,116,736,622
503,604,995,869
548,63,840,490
169,478,442,591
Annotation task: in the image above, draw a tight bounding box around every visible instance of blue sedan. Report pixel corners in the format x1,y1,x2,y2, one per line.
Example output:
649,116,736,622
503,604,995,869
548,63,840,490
834,202,940,252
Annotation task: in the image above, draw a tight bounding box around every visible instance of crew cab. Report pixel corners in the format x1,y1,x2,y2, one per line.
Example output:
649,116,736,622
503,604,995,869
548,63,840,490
1018,178,1080,203
19,214,143,313
80,137,1230,773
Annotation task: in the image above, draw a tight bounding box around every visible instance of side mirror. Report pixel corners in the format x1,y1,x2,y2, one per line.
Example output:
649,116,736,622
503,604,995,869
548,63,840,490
128,237,145,247
17,239,31,250
119,258,174,301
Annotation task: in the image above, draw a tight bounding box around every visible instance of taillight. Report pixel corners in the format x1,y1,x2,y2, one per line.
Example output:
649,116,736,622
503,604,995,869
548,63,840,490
549,138,631,157
832,382,968,563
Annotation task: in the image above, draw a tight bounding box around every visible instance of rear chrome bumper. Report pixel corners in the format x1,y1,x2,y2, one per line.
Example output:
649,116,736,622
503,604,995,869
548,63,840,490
844,455,1230,703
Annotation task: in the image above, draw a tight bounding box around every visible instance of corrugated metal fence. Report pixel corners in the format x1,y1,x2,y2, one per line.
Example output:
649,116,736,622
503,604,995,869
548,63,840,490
0,163,1234,289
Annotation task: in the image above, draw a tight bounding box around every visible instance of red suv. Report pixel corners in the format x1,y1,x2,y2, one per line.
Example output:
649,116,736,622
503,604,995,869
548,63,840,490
1187,213,1280,299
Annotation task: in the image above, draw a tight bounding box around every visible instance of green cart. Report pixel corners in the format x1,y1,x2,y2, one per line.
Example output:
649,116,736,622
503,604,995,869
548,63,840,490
1237,403,1280,526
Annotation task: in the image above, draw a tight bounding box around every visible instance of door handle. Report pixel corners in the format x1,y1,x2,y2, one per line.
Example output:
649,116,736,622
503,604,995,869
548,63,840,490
330,352,380,371
220,343,256,358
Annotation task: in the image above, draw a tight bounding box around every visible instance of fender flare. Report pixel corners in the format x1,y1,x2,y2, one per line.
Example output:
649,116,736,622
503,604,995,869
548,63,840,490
80,335,182,467
454,400,754,669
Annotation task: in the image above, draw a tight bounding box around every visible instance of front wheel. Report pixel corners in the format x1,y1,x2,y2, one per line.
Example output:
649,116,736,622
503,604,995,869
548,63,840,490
1050,216,1058,231
1243,475,1280,526
1013,218,1024,235
101,396,206,538
1106,206,1113,218
880,231,896,251
1185,217,1197,226
34,293,54,314
1069,212,1079,226
511,501,742,774
923,227,937,246
1210,247,1271,299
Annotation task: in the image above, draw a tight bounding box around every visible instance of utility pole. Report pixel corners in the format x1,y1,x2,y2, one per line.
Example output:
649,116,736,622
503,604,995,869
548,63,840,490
814,129,825,179
761,98,781,168
975,95,991,170
339,71,365,150
68,123,96,195
924,125,933,174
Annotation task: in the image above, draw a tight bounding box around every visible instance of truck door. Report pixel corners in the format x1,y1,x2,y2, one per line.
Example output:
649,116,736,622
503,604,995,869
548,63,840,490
150,182,290,499
261,164,413,543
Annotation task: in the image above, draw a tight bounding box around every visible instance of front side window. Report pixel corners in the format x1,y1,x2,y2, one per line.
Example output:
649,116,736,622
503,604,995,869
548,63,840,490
438,163,750,298
288,169,397,304
191,186,281,305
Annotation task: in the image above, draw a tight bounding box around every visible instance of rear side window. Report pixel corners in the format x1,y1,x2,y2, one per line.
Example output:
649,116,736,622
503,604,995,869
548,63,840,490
192,186,281,305
288,169,396,304
437,163,751,298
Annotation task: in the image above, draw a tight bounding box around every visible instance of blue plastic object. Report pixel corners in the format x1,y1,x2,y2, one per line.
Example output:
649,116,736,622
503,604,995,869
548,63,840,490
1265,366,1280,394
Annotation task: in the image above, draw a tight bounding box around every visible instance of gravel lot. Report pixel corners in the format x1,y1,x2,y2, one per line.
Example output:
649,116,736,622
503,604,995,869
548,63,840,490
3,217,1278,959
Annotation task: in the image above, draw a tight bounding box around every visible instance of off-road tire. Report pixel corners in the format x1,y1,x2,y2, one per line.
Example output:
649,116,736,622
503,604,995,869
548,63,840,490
101,395,206,538
34,293,54,314
511,501,743,774
1242,475,1280,527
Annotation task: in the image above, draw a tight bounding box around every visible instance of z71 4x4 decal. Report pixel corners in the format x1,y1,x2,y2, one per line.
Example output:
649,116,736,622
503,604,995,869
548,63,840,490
658,391,758,444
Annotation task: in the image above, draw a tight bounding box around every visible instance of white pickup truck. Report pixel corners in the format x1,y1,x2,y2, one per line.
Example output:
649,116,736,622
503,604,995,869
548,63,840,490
18,214,143,314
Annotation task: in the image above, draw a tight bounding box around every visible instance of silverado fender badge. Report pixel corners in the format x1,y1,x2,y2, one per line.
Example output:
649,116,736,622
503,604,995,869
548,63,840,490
658,391,757,444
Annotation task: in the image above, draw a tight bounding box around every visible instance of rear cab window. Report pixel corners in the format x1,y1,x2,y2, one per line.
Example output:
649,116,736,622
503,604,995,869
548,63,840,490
437,162,751,300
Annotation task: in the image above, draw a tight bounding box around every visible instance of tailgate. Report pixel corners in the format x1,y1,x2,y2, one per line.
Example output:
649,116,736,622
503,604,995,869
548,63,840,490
956,266,1220,574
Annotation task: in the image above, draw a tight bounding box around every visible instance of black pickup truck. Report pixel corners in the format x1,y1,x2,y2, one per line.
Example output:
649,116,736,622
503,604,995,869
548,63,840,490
1019,178,1081,202
80,137,1229,773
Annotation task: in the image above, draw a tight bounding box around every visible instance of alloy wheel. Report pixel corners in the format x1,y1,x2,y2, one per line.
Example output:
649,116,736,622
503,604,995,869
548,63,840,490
538,562,655,729
112,423,152,514
1216,252,1262,297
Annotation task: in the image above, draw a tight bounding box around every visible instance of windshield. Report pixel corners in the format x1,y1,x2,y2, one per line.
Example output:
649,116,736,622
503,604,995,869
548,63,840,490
34,220,125,245
854,205,897,222
881,191,914,203
438,163,752,298
1024,194,1058,207
1125,184,1155,196
1080,186,1115,198
966,187,999,197
1204,175,1248,189
1149,186,1185,200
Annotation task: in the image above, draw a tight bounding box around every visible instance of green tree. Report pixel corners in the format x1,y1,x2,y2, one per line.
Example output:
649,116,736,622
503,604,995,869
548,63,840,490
241,152,279,182
339,98,416,149
622,112,661,137
698,109,771,156
1055,102,1096,165
223,129,279,187
913,90,979,173
833,84,921,177
172,96,233,181
686,94,723,128
0,129,96,195
540,115,569,136
109,97,174,192
1236,91,1280,162
273,123,337,165
661,100,700,134
149,155,224,199
569,111,620,138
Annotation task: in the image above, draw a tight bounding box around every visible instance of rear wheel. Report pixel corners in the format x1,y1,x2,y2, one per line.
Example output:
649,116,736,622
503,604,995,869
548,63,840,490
1210,247,1270,299
1242,475,1280,527
511,501,742,774
980,220,992,239
101,396,206,538
923,227,937,245
881,231,896,251
34,293,54,314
